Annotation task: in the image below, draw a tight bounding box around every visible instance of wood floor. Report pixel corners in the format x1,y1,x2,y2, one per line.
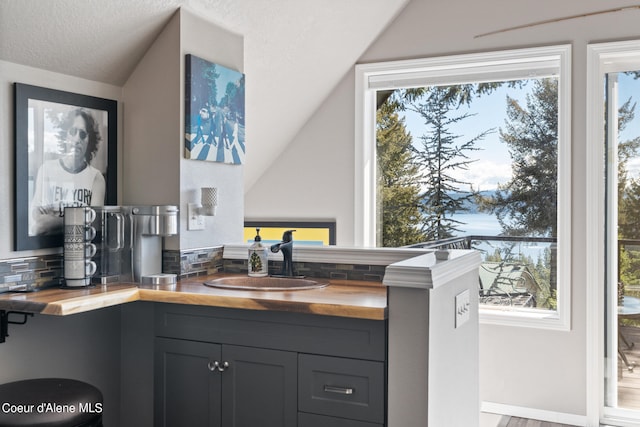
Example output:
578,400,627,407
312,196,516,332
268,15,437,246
619,324,640,410
498,417,575,427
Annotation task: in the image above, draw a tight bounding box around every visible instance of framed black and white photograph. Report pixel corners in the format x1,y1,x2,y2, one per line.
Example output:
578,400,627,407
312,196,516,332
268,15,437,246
14,83,117,250
184,54,245,164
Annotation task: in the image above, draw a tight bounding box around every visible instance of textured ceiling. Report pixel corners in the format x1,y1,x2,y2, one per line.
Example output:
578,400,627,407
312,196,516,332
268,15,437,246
0,0,410,190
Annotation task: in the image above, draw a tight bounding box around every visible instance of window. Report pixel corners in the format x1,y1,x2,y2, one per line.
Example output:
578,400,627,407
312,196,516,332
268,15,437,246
586,40,640,423
355,46,571,329
243,221,336,246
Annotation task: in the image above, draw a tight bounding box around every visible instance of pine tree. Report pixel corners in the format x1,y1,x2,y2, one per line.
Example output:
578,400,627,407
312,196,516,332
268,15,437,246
617,92,640,286
408,86,491,241
479,78,559,293
376,101,426,247
616,96,640,239
487,78,559,237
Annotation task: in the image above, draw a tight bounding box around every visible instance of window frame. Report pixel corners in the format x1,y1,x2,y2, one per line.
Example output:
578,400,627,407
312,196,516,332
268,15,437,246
355,45,572,330
585,40,640,425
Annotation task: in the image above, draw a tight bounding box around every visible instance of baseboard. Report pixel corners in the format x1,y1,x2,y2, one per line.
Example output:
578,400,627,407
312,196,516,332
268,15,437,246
481,401,588,426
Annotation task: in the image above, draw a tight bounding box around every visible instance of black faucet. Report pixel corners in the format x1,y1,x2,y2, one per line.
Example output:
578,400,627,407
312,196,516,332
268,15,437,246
270,230,297,277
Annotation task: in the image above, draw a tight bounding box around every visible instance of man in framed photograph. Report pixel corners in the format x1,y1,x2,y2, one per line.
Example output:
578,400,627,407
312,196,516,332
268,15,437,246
29,107,105,235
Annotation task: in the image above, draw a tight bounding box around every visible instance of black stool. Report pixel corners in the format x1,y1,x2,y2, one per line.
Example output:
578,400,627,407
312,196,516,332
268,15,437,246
0,378,103,426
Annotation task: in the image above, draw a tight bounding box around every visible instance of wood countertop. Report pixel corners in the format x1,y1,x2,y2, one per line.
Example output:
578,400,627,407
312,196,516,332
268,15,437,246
0,274,387,320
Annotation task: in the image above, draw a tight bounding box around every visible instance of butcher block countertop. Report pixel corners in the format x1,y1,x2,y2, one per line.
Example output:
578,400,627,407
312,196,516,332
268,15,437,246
0,274,388,320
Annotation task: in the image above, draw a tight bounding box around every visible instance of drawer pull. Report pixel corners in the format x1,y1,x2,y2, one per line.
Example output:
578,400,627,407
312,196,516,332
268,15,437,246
324,385,354,395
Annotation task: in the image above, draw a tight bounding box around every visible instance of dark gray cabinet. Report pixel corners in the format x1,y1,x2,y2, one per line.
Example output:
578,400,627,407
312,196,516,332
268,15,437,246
221,345,297,427
154,303,387,427
155,338,297,427
154,338,220,427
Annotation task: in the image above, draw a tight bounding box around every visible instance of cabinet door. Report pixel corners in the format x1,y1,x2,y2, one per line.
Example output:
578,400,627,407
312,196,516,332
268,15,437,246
155,337,221,427
221,345,297,427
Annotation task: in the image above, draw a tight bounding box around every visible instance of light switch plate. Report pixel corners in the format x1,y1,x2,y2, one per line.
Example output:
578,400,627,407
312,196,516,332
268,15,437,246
187,203,205,230
455,289,470,328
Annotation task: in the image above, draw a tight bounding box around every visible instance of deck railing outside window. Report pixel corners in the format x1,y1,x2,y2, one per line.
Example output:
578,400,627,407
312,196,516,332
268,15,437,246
407,236,557,310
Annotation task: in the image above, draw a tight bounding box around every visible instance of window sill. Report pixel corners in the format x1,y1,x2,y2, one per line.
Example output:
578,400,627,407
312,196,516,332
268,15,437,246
480,306,569,331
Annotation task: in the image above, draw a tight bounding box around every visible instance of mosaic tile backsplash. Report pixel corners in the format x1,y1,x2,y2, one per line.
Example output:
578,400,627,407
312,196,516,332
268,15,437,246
0,246,385,293
163,247,225,278
223,259,385,282
0,254,62,293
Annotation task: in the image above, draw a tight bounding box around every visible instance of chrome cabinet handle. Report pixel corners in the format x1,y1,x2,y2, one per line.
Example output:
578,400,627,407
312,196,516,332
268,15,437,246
324,385,354,395
207,361,230,372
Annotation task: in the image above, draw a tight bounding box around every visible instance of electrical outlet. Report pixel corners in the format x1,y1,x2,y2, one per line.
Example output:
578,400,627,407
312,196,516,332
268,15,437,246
187,203,205,230
455,289,470,328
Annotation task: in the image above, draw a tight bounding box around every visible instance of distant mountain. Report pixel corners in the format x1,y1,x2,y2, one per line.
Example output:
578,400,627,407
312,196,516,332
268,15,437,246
449,190,498,214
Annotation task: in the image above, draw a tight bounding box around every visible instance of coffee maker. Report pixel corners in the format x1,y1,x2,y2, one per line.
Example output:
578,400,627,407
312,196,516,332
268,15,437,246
130,205,179,284
90,205,178,285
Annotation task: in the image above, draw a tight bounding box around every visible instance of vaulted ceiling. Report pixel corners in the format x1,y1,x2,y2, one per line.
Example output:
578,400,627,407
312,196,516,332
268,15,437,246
0,0,410,190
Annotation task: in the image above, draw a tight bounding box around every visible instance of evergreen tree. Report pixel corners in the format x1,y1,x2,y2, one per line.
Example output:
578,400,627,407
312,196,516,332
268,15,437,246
617,103,640,287
387,82,524,111
486,78,559,237
408,86,491,240
479,78,559,293
616,97,640,239
376,101,426,247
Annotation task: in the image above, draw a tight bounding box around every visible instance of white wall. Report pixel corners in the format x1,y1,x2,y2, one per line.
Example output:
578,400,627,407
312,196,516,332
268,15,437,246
122,8,244,251
121,12,181,210
245,0,640,419
244,74,356,245
179,9,245,248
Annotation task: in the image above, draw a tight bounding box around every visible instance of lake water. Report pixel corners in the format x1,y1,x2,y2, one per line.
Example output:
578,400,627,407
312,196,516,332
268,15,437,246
448,212,551,262
451,212,502,236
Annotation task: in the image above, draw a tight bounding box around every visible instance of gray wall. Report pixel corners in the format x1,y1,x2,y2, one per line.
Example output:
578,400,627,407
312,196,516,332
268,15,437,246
245,0,640,419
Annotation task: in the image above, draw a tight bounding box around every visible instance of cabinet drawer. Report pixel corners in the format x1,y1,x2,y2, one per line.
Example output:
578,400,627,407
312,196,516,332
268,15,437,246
155,303,386,360
298,354,384,423
298,412,383,427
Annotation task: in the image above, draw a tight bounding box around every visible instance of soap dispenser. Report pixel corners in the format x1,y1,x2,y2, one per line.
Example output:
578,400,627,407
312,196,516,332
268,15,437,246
248,228,269,277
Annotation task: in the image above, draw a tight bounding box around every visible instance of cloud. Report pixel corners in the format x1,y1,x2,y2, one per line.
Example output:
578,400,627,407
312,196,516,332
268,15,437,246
449,159,512,191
